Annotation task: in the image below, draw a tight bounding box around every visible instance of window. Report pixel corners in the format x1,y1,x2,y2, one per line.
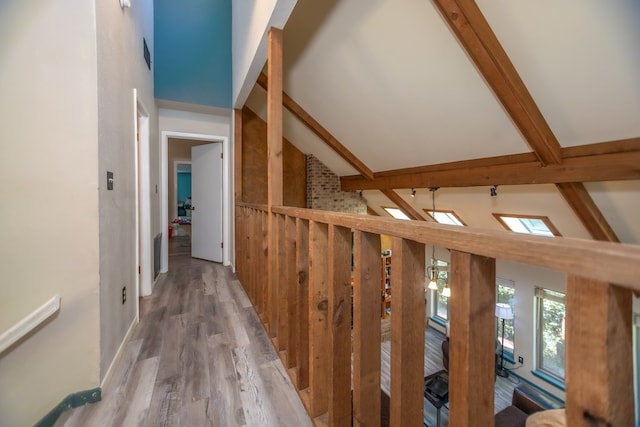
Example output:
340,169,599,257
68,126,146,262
493,213,560,237
496,279,515,356
535,288,566,383
429,260,450,321
384,207,410,220
424,209,465,226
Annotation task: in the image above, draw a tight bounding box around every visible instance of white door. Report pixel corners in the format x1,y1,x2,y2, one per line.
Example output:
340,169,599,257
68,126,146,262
191,143,223,262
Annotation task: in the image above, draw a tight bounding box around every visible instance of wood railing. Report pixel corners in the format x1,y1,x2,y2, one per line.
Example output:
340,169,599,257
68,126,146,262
235,202,640,426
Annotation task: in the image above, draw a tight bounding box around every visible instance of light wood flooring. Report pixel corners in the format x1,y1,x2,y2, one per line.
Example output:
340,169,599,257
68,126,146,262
55,235,313,427
56,234,521,427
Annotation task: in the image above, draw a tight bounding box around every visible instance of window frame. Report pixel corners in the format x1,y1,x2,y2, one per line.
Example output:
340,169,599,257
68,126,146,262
428,260,450,323
493,213,561,237
534,287,567,387
423,209,466,226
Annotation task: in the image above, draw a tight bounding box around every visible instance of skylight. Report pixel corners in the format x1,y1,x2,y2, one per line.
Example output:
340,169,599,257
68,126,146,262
384,207,411,220
424,210,465,226
493,214,559,237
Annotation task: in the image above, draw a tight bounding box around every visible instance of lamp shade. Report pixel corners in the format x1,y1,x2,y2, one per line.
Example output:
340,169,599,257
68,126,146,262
442,285,451,298
495,303,514,320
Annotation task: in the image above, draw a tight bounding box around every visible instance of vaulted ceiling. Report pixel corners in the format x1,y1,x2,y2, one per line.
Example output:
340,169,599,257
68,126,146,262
245,0,640,244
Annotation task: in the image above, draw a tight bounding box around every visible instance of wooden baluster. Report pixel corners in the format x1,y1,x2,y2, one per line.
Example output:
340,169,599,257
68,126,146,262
277,214,287,352
390,237,425,427
296,218,310,390
247,208,254,303
566,276,633,426
285,215,298,369
308,220,329,417
328,225,352,426
448,251,496,427
261,211,269,325
353,231,382,427
269,212,280,339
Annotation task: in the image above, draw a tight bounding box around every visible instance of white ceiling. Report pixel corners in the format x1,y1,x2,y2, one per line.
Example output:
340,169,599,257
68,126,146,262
245,0,640,244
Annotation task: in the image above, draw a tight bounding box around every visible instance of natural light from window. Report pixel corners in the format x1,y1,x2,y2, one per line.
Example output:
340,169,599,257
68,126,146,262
425,210,465,226
384,207,411,220
494,214,558,237
535,287,566,383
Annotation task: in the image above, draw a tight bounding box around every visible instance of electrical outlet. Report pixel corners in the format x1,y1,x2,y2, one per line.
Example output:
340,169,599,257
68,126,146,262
518,356,524,364
122,286,126,304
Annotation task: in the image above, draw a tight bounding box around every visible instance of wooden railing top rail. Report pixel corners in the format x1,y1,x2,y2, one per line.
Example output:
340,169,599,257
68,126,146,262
237,203,640,290
237,202,269,211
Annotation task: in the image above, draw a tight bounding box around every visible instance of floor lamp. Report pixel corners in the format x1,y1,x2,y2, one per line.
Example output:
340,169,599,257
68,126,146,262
495,303,514,378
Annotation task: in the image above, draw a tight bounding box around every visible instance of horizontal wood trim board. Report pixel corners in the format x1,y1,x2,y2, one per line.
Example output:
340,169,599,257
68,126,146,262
237,204,640,290
341,150,640,190
562,137,640,158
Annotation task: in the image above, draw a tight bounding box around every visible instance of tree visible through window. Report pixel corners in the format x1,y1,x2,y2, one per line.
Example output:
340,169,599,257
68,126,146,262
535,288,566,381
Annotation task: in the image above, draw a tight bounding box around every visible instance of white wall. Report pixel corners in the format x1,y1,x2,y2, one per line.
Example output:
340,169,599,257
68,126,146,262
231,0,297,108
0,1,101,425
95,0,158,379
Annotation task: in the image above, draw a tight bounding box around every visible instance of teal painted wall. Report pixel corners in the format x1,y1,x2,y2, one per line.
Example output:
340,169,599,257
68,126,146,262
177,172,192,204
154,0,232,108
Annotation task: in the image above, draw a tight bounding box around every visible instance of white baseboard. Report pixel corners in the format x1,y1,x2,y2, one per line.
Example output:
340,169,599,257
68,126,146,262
101,318,137,389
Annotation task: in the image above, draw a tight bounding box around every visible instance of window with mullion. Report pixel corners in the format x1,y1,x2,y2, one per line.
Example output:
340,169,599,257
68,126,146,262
535,287,566,383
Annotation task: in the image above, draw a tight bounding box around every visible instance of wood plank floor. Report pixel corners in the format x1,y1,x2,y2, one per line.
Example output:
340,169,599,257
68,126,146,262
380,324,519,426
56,234,522,427
55,235,313,427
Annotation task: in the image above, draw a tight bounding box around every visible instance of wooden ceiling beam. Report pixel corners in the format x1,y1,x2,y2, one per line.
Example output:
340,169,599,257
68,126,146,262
257,73,375,180
432,0,621,241
380,189,427,221
432,0,562,165
361,138,640,180
341,149,640,191
366,206,380,216
556,183,620,242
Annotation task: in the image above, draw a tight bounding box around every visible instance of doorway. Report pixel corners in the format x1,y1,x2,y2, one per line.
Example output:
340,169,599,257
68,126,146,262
160,131,230,273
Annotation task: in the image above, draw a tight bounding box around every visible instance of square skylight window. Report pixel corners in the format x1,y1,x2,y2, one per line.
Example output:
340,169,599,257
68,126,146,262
493,214,560,237
384,207,411,220
424,210,465,226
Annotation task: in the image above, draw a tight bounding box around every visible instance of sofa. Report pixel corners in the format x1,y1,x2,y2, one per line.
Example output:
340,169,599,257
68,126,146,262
494,383,564,427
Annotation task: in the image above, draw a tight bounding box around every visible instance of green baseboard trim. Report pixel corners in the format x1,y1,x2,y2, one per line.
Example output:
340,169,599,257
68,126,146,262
34,387,101,427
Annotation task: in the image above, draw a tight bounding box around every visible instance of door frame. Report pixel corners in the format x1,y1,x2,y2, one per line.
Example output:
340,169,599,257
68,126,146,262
134,89,151,312
160,131,231,273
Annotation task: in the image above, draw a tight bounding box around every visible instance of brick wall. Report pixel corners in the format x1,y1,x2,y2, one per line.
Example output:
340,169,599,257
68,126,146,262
306,154,367,214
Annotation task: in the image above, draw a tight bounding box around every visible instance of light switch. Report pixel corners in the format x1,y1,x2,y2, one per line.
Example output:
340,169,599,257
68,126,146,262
107,171,114,190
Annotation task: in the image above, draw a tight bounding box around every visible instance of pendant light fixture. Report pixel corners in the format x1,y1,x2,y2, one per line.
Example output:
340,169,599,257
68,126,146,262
426,188,439,291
